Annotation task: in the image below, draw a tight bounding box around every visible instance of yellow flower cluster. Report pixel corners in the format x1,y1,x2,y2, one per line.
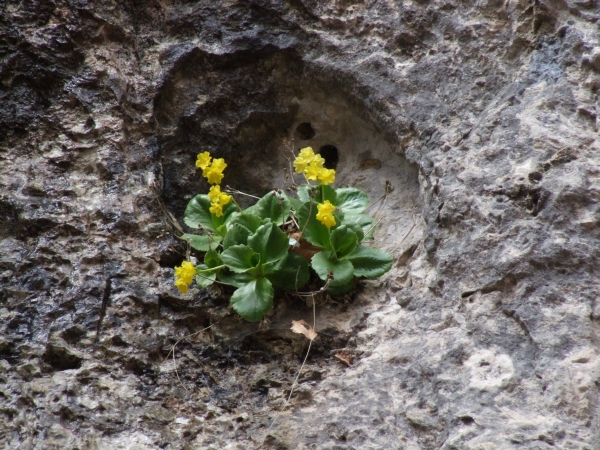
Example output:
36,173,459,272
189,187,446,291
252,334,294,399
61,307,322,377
174,261,196,293
208,185,232,217
316,200,336,228
293,147,335,185
196,151,228,185
196,151,232,217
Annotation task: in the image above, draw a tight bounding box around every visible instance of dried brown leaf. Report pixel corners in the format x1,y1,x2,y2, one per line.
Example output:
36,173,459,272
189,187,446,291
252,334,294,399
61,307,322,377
290,319,318,341
289,233,321,262
334,351,353,366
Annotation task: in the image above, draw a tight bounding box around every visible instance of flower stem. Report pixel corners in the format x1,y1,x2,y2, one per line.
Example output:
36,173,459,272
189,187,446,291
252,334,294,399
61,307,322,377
196,265,226,273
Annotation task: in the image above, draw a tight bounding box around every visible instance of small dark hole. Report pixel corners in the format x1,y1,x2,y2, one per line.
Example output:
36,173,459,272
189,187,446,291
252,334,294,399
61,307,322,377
295,122,315,140
460,416,474,425
318,145,339,169
528,171,543,183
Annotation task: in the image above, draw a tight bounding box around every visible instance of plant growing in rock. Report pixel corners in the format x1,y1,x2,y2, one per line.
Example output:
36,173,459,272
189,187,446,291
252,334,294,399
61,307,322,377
173,148,393,321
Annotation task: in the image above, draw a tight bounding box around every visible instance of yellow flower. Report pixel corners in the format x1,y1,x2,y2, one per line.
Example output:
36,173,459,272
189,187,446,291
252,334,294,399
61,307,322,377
203,158,227,185
209,201,224,217
208,185,232,217
294,147,316,173
208,185,222,202
316,200,336,228
317,168,335,185
305,155,325,181
174,261,196,293
218,192,232,205
196,151,212,170
175,278,189,294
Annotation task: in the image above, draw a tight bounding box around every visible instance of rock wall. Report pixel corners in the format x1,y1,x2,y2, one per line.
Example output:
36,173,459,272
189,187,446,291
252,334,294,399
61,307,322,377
1,0,600,448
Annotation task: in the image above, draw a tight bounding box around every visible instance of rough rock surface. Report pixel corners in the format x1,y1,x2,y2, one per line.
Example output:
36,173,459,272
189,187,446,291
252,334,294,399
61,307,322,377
1,1,600,449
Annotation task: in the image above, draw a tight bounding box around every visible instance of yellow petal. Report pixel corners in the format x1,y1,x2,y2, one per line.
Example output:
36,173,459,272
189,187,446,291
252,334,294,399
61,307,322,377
298,147,315,160
305,163,321,180
219,192,232,205
317,168,335,185
208,185,222,201
175,278,189,293
210,158,227,172
206,168,225,185
196,151,212,169
209,201,224,217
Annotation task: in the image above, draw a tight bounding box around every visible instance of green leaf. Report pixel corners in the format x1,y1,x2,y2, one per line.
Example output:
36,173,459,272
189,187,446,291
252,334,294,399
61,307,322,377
330,225,358,259
296,203,331,249
217,270,254,288
287,195,305,212
247,222,289,264
335,188,369,214
195,272,216,288
227,212,263,233
181,233,222,252
184,195,237,233
298,184,337,204
220,245,258,273
346,246,393,278
344,214,375,239
245,190,290,225
344,222,365,242
193,264,216,288
223,224,252,249
231,278,274,322
204,246,222,269
311,251,354,287
326,279,355,296
296,184,313,203
184,195,214,231
265,252,309,291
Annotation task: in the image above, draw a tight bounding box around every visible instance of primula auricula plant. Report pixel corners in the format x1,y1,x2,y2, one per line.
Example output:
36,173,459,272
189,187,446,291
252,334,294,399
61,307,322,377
173,147,393,322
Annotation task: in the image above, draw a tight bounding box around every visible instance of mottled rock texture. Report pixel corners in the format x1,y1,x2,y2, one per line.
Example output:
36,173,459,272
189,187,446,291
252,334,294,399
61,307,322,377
1,0,600,449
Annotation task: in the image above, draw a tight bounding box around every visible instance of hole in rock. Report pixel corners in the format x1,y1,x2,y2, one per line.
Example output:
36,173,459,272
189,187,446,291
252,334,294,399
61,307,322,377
156,48,424,346
295,122,315,140
318,144,339,169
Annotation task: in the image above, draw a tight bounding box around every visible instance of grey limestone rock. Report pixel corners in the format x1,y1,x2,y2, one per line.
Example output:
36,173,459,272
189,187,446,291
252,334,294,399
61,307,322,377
1,0,599,448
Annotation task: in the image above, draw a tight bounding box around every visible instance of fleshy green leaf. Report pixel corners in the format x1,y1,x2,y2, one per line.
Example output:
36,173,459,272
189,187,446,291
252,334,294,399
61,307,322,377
184,195,214,231
296,203,331,249
247,222,289,264
344,214,375,239
220,245,258,273
346,246,393,278
326,279,355,296
184,194,237,233
230,278,274,322
223,224,252,249
193,264,217,288
330,225,358,259
311,251,354,287
287,195,305,212
195,272,216,288
298,184,336,204
265,252,309,291
296,184,313,203
344,222,365,243
227,212,263,233
335,188,369,214
204,246,222,269
217,270,254,288
181,233,222,252
245,190,290,225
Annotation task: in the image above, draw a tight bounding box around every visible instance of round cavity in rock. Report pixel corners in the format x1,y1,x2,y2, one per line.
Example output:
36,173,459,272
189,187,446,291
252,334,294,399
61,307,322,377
295,122,315,140
318,145,339,169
